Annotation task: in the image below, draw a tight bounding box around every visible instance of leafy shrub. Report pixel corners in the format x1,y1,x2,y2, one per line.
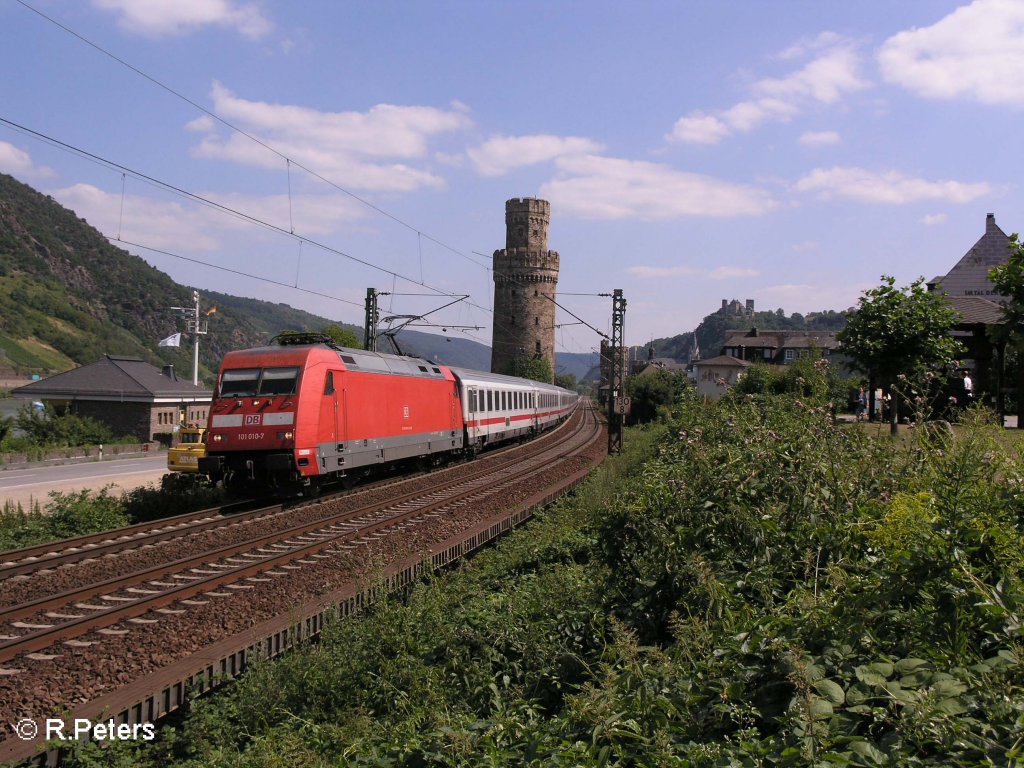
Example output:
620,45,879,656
0,488,128,551
123,473,224,523
60,394,1024,767
14,404,116,447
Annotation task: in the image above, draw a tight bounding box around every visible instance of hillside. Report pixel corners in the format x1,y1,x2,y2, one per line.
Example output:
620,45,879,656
0,174,597,384
0,173,349,381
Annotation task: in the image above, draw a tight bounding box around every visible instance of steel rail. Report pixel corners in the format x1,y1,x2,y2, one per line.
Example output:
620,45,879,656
0,409,591,662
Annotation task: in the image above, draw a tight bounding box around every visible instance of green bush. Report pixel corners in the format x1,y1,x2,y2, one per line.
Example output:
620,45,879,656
60,393,1024,767
14,404,116,447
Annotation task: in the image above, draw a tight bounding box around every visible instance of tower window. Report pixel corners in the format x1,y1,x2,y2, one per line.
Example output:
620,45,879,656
536,341,542,354
534,317,539,326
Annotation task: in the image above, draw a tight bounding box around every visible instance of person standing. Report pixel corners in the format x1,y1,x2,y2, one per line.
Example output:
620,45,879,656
962,371,973,402
855,387,867,421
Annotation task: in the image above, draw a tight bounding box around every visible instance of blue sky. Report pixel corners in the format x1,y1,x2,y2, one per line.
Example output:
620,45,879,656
1,0,1022,358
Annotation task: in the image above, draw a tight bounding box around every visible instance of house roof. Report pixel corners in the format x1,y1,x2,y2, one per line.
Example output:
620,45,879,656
635,357,688,376
694,354,752,368
945,295,1006,325
929,213,1010,300
12,355,211,403
722,329,839,350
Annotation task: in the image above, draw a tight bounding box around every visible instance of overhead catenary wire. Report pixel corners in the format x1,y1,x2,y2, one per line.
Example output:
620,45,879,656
6,4,614,354
13,0,489,272
0,116,488,315
116,238,364,309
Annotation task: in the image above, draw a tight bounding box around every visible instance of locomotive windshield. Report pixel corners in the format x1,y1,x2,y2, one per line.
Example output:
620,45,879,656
218,366,300,397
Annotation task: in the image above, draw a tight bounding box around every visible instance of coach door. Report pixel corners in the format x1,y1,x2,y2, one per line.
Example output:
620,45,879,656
467,387,479,439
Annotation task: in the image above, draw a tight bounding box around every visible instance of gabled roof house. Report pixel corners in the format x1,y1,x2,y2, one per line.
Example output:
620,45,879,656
12,355,212,442
926,213,1013,409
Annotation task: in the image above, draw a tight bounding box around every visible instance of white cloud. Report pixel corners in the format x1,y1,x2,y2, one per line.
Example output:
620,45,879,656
53,183,221,251
791,241,819,252
541,155,776,220
921,213,948,226
879,0,1024,106
795,166,990,204
628,264,759,280
799,130,841,146
0,142,55,180
759,281,873,315
190,83,473,192
760,283,816,297
668,40,868,144
709,266,759,280
51,183,366,252
93,0,272,39
667,112,730,145
467,134,605,176
185,115,216,132
775,31,844,61
754,46,866,104
627,265,699,278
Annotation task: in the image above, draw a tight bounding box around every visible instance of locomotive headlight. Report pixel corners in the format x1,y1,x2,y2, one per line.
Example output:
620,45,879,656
277,430,293,440
211,433,225,442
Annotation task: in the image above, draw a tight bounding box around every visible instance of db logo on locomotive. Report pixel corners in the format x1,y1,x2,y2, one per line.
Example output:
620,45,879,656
244,414,263,425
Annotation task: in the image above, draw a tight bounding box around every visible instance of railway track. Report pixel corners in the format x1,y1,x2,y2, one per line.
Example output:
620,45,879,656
0,410,596,661
0,403,604,763
0,398,596,587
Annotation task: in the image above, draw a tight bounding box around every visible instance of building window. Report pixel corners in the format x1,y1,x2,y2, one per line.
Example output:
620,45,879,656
785,349,795,362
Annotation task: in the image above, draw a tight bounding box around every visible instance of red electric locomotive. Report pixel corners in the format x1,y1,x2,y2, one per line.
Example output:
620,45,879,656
199,333,463,493
199,333,580,494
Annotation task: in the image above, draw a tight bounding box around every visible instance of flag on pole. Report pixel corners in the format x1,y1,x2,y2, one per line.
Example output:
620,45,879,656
159,332,182,348
206,306,217,316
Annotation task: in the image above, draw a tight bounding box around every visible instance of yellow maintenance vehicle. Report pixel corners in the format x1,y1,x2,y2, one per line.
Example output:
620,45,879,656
167,426,207,473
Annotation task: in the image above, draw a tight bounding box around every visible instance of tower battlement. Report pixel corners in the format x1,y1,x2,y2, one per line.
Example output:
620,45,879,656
492,248,560,273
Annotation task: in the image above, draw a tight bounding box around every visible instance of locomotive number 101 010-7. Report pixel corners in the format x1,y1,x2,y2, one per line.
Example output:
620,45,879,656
237,433,265,441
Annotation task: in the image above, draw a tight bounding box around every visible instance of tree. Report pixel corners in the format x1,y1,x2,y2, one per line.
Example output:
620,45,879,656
14,404,115,447
838,276,961,433
626,368,689,425
508,356,553,383
320,324,362,349
554,373,577,390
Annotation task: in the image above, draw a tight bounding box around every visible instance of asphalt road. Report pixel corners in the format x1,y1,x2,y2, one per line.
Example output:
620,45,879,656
0,453,171,511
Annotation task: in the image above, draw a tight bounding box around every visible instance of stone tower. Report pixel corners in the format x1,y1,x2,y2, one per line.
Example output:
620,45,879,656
491,198,560,380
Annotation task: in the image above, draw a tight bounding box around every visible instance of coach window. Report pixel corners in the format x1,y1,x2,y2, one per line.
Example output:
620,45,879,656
487,391,493,412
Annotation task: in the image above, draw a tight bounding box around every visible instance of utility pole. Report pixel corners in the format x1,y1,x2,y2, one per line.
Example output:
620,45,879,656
170,290,208,385
364,288,380,352
608,288,627,454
